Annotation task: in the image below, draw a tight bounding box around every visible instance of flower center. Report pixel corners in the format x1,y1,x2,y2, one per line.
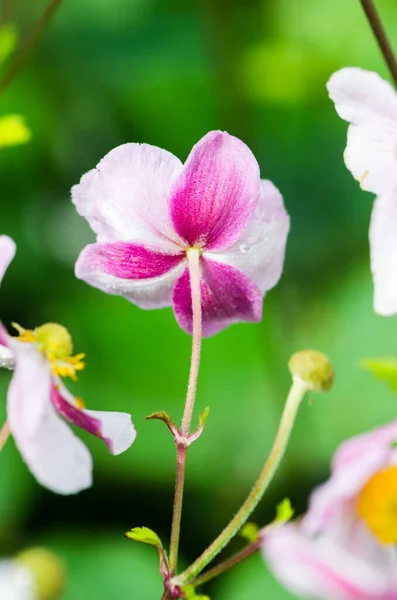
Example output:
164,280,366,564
357,465,397,544
12,322,85,381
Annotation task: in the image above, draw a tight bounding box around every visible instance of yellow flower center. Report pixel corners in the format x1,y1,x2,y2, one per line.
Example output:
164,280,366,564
357,465,397,544
12,322,85,381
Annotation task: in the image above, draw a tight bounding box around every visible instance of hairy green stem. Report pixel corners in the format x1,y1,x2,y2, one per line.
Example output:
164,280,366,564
169,248,202,574
360,0,397,86
192,539,261,588
0,0,64,97
174,378,309,585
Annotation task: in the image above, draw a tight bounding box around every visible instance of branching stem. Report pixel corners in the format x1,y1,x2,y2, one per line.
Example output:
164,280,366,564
169,248,202,574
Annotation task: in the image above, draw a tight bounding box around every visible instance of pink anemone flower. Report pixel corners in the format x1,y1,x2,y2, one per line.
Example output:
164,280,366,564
262,420,397,599
327,67,397,316
72,130,290,337
0,235,136,495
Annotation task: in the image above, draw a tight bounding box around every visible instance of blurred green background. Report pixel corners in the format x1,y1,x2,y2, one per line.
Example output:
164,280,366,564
1,0,397,598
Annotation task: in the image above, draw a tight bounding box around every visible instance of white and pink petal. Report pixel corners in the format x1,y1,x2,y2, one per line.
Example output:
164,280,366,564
172,258,263,337
263,523,394,600
169,131,260,251
0,323,14,369
72,143,184,250
0,235,15,286
75,241,186,309
7,345,92,494
304,419,397,534
208,180,289,293
51,383,136,455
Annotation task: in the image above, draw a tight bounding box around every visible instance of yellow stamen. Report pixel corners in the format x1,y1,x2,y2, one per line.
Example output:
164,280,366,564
12,322,35,343
357,465,397,544
13,322,86,381
75,397,86,410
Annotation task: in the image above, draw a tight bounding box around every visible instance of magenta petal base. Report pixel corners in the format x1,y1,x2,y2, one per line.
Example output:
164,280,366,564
173,258,263,337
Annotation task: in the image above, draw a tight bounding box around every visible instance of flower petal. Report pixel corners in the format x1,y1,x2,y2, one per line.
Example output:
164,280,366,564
0,235,15,286
169,131,260,250
51,382,136,455
7,340,51,437
207,180,289,292
304,420,397,534
75,241,186,309
7,343,92,494
72,143,184,250
369,191,397,315
263,523,393,600
327,67,397,124
327,68,397,194
0,560,34,600
0,323,14,369
172,258,263,337
343,121,397,194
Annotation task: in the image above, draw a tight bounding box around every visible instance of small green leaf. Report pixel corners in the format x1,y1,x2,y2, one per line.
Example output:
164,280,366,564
360,357,397,391
146,411,179,438
276,498,294,523
199,406,210,428
182,584,211,599
0,24,18,67
124,527,163,550
146,410,172,423
240,522,259,542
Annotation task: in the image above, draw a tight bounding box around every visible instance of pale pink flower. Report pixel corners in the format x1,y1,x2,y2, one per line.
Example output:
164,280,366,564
72,131,289,336
0,238,136,495
263,421,397,599
327,67,397,316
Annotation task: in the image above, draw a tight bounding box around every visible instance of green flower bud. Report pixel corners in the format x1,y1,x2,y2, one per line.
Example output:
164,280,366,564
16,548,65,600
288,350,334,392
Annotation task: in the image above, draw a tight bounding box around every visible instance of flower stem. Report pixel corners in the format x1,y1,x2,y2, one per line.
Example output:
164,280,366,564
0,0,64,97
174,378,309,585
181,248,202,437
192,539,261,588
0,420,10,452
169,248,202,574
360,0,397,87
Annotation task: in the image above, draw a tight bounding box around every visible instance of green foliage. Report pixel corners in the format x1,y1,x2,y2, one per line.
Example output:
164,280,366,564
183,584,211,600
360,358,397,391
240,522,259,543
125,526,163,549
275,498,294,524
2,1,397,599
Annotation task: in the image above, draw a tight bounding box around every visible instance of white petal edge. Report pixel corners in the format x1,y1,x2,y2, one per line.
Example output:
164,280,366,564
327,67,397,124
206,180,289,293
7,342,92,494
83,409,136,455
72,143,185,251
0,235,16,286
370,190,397,315
58,381,136,455
76,254,187,309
